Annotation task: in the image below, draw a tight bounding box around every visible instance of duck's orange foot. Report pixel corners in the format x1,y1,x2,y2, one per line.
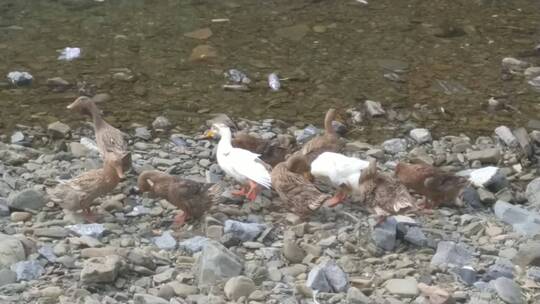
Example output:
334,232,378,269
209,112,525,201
231,186,248,197
245,180,260,202
326,191,347,207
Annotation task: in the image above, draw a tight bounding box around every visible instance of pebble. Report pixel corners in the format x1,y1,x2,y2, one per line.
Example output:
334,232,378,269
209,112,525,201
382,138,407,154
495,126,518,147
491,277,525,304
152,231,177,250
10,211,32,222
431,241,474,267
384,278,419,296
365,100,385,116
11,260,44,281
282,239,306,263
409,128,432,144
47,121,71,138
224,276,256,301
152,116,172,130
80,255,123,284
306,259,348,293
195,240,243,287
133,293,169,304
190,44,218,61
223,220,265,242
7,189,45,210
7,71,33,86
184,27,213,40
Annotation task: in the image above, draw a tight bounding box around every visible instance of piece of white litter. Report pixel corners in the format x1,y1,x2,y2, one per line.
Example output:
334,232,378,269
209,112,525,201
268,73,281,91
80,137,100,153
211,18,230,23
58,47,81,61
356,0,368,4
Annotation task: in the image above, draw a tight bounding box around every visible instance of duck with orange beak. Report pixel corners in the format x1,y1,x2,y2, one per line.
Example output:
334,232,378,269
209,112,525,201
204,123,272,201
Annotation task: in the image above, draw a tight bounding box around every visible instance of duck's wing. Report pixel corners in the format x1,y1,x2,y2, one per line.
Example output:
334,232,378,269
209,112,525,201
98,124,129,154
311,152,369,178
229,147,272,189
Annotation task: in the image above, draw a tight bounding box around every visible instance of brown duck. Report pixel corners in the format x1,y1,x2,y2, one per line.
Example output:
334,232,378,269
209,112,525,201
357,159,416,223
232,131,291,167
271,154,329,219
395,162,468,209
47,157,124,221
67,96,131,176
137,170,224,227
296,108,344,164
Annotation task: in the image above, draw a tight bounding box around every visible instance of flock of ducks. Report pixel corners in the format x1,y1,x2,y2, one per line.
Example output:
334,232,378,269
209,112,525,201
46,99,470,228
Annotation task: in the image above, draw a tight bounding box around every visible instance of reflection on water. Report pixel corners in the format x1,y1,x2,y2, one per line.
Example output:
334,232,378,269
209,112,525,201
1,0,540,141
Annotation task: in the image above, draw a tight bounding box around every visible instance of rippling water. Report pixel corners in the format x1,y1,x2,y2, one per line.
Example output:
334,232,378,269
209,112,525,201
1,0,540,141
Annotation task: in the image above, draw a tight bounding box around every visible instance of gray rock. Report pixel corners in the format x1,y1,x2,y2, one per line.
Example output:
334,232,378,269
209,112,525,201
34,227,69,239
38,246,57,263
224,276,256,301
0,268,17,286
195,240,243,287
67,223,106,238
478,188,496,204
69,142,90,157
364,100,385,117
524,66,540,79
178,236,209,253
513,241,540,268
7,189,45,210
494,200,540,237
453,265,477,285
495,126,518,147
468,167,507,192
306,259,348,293
382,138,407,154
7,71,33,86
501,57,529,73
384,278,419,296
484,259,514,281
491,277,524,304
223,220,265,242
10,260,44,281
0,234,26,268
133,293,169,304
404,226,428,247
466,148,501,163
135,127,152,140
513,128,532,157
371,217,397,251
47,121,71,138
0,198,9,216
431,241,474,267
224,69,251,84
10,132,25,145
80,255,123,284
346,287,371,304
295,125,320,144
282,239,306,263
526,177,540,206
409,128,432,144
152,231,177,250
152,116,172,130
527,266,540,282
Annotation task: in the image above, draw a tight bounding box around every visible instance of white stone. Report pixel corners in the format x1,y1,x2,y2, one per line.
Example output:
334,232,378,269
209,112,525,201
409,128,432,144
495,126,518,147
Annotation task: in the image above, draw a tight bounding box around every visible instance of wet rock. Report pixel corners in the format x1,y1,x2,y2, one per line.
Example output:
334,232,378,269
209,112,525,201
80,255,123,284
184,27,213,40
0,234,26,268
409,128,432,144
195,240,243,287
7,71,33,86
47,121,71,138
133,293,169,304
346,287,371,304
382,138,407,154
152,231,177,250
484,259,514,281
384,278,419,297
494,200,540,237
275,24,310,41
494,126,518,147
10,131,25,145
282,239,306,263
46,77,70,91
268,72,281,91
466,148,501,163
224,276,256,301
10,260,44,281
178,236,209,253
371,217,397,251
431,241,474,267
67,223,106,238
152,116,171,130
7,189,45,210
525,66,540,79
224,69,251,85
364,100,385,117
189,44,218,61
223,220,265,242
491,277,524,304
502,57,529,74
526,177,540,205
306,259,348,293
0,268,17,286
135,127,152,140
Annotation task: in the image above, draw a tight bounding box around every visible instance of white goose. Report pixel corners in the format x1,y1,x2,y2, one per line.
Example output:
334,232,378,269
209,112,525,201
310,152,370,206
205,123,271,201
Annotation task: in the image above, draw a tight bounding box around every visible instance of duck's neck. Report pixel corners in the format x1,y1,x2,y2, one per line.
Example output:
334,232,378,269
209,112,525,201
85,102,106,130
217,127,233,154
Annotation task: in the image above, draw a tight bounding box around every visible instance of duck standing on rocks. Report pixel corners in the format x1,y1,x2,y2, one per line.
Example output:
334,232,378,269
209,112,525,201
295,108,345,164
47,158,124,222
395,162,469,209
137,170,224,227
67,96,131,177
271,154,330,219
357,159,416,223
204,123,272,201
231,131,292,167
310,152,370,206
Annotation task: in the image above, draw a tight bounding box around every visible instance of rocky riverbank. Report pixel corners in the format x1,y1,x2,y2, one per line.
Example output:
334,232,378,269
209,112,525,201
1,113,540,304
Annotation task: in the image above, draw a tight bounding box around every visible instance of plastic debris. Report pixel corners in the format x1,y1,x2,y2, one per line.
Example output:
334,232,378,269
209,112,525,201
66,223,106,238
58,47,81,61
7,71,33,86
268,73,281,91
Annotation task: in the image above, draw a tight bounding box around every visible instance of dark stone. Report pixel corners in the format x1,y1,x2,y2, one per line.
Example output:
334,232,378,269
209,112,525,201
371,217,397,251
461,186,483,209
453,266,477,286
484,259,514,281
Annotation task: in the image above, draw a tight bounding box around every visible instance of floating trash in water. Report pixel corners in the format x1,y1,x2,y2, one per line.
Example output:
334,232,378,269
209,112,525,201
58,47,81,61
66,223,106,238
224,69,251,84
127,205,151,216
80,137,100,153
7,71,33,86
11,260,44,281
268,73,281,91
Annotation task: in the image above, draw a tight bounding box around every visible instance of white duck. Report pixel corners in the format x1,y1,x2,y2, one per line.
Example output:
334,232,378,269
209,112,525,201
205,123,272,201
310,152,370,206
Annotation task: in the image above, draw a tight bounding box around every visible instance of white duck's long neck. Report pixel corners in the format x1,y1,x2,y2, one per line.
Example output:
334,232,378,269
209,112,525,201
217,127,233,154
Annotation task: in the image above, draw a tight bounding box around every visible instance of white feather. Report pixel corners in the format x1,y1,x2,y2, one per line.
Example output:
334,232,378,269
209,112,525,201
214,125,272,189
311,152,369,191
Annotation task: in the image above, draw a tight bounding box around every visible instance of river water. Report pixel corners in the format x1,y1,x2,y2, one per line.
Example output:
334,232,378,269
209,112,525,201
1,0,540,141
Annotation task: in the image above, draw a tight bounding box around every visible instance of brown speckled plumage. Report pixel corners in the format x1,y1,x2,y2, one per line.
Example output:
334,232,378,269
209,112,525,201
298,108,344,164
271,154,329,219
357,159,415,217
137,170,224,221
232,132,291,167
395,162,468,208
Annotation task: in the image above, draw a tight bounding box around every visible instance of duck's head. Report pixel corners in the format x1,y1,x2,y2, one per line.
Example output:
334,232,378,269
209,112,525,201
203,123,229,139
67,96,94,116
104,155,126,180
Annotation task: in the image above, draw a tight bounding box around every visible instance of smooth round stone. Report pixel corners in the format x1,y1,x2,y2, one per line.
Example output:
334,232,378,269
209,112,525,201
11,212,32,222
